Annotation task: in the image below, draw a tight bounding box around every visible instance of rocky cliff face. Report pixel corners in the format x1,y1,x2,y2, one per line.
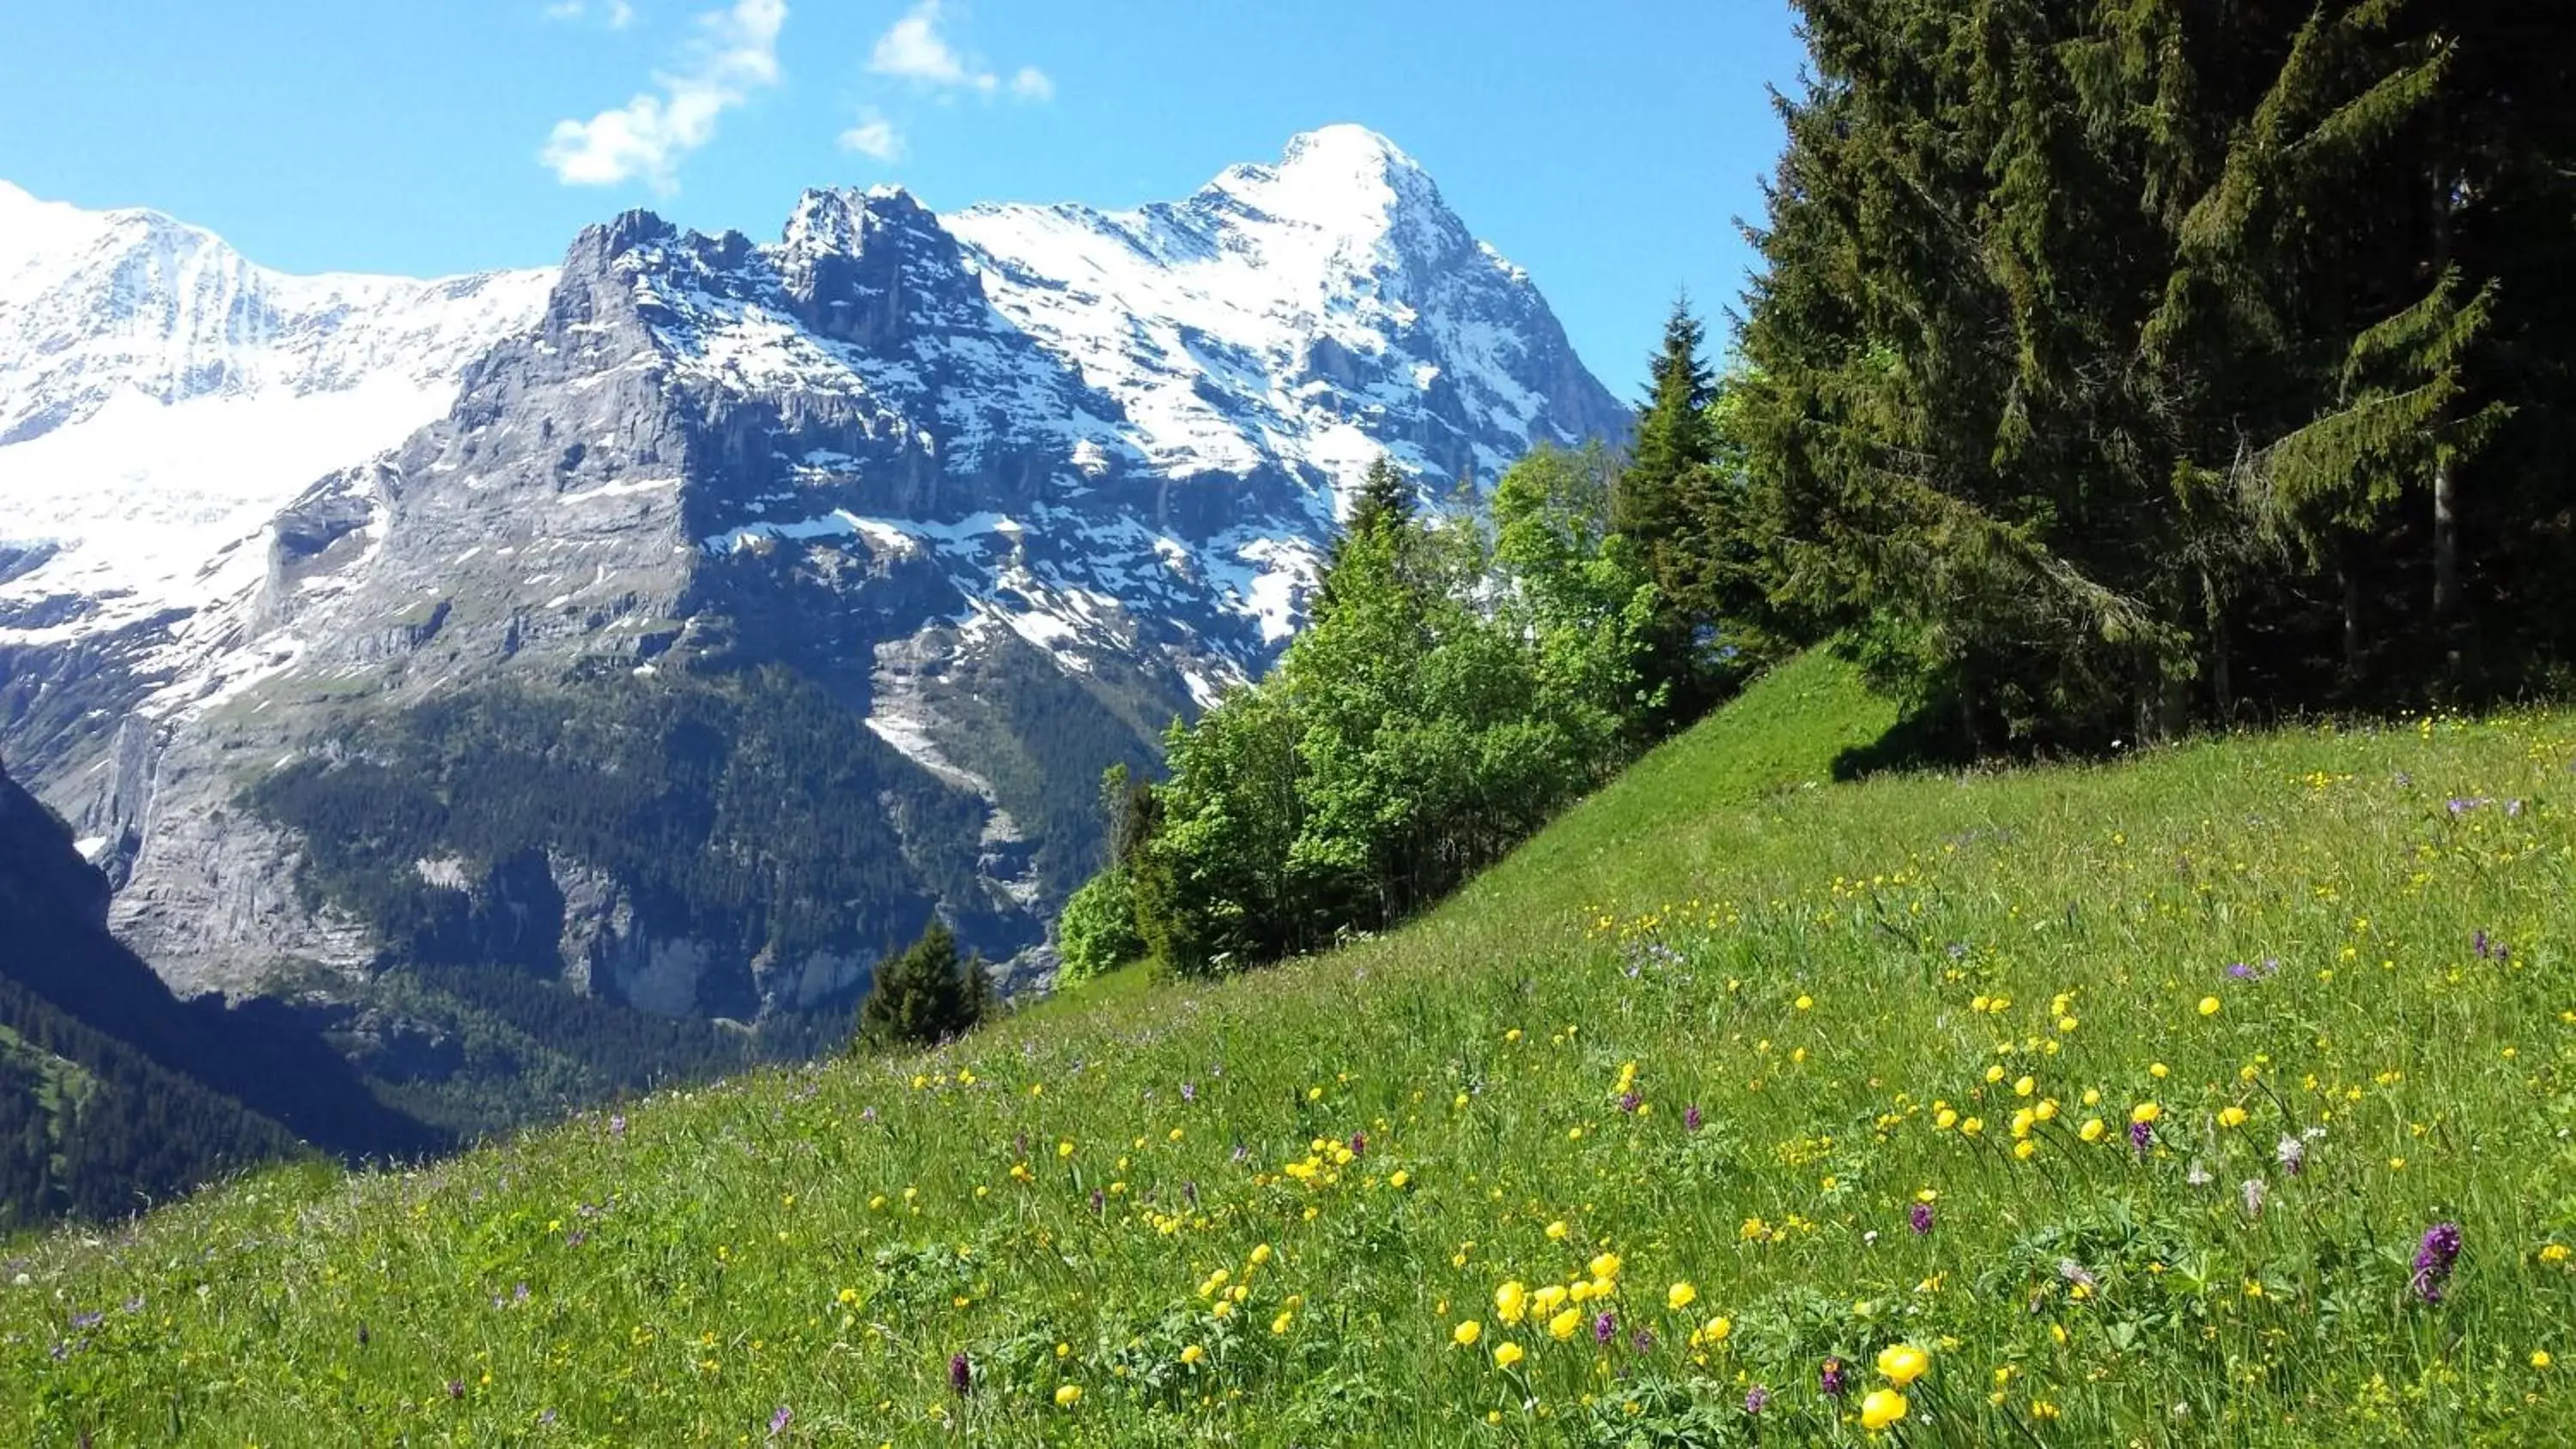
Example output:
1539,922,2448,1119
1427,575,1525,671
0,127,1622,1123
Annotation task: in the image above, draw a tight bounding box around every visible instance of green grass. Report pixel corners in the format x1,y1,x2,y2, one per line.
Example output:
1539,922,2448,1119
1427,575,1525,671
9,652,2575,1446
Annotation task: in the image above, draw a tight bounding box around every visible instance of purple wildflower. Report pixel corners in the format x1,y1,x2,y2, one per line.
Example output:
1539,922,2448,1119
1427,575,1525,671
540,1409,558,1426
1181,1081,1197,1103
1595,1311,1619,1344
566,1230,587,1248
860,1105,878,1124
1685,1104,1704,1133
1618,1090,1641,1113
769,1405,793,1436
2129,1119,2154,1156
1820,1355,1848,1397
2242,1179,2268,1218
70,1310,103,1331
513,1282,531,1305
447,1379,467,1400
951,1350,973,1397
1909,1201,1935,1236
1089,1187,1105,1216
607,1114,627,1139
1230,1142,1250,1163
1746,1385,1771,1416
2275,1135,2306,1176
2412,1222,2464,1303
2227,961,2256,981
1631,1327,1657,1353
1349,1132,1367,1158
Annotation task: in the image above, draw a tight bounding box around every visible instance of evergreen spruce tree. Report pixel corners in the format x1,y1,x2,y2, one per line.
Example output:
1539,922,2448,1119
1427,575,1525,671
854,922,989,1051
1613,298,1716,542
1347,456,1417,538
1315,456,1420,624
1612,298,1723,721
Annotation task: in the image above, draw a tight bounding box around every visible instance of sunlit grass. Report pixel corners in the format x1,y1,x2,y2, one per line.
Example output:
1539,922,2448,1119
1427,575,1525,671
7,652,2573,1446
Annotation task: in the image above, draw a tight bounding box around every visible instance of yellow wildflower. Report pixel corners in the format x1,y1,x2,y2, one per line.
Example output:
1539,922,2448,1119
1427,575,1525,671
1876,1343,1929,1386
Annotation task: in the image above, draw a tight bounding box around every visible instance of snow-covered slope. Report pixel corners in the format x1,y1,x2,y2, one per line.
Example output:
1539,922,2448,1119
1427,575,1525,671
946,124,1612,490
0,179,554,634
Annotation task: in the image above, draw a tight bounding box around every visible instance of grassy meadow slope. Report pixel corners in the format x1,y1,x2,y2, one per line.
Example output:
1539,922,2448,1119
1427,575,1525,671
7,652,2574,1446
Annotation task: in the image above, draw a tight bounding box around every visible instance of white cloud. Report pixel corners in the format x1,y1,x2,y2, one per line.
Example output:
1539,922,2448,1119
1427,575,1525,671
838,108,905,161
869,2,976,87
540,0,786,192
544,0,636,28
866,2,1048,101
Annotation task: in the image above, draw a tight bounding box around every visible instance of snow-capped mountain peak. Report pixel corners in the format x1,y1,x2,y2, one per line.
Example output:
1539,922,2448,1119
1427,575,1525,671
1204,123,1461,257
945,125,1617,499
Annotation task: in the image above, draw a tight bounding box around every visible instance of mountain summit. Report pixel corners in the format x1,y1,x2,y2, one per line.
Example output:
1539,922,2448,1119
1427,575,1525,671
0,130,1621,1137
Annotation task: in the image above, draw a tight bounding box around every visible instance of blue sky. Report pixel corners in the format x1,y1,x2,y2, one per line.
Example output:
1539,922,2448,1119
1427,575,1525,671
0,2,1805,394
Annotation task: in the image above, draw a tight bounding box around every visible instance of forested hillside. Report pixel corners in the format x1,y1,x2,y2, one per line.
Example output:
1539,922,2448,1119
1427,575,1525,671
0,761,432,1229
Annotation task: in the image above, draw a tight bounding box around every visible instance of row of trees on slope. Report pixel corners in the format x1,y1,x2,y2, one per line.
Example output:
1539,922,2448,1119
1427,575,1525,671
1685,0,2576,748
1061,453,1675,979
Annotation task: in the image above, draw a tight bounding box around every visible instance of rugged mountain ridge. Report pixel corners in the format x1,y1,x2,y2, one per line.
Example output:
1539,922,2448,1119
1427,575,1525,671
0,127,1622,1136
